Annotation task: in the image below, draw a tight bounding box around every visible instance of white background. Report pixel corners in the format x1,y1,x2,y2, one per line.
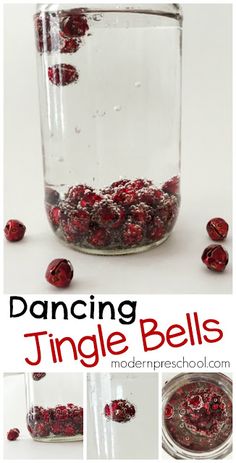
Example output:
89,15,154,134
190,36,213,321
2,295,233,371
2,296,235,460
4,3,232,294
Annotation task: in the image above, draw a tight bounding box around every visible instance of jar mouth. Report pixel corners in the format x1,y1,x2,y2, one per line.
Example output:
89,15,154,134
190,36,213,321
37,3,182,21
162,373,232,460
83,5,182,20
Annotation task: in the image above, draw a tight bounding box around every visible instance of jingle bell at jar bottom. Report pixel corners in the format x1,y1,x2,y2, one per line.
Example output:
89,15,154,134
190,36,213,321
25,372,83,442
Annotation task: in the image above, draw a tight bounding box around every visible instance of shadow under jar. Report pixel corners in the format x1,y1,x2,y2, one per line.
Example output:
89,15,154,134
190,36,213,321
25,373,83,442
162,373,232,460
34,4,182,255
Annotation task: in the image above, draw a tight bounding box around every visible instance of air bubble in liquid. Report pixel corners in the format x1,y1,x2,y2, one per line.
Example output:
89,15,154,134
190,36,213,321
93,14,103,21
56,156,64,163
92,110,106,118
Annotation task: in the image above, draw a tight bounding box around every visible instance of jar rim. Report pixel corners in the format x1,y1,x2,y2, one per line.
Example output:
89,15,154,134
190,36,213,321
36,3,183,21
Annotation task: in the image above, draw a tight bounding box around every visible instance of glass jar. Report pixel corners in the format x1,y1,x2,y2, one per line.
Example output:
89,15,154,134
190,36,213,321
87,372,158,459
162,373,232,460
25,372,83,442
34,4,182,255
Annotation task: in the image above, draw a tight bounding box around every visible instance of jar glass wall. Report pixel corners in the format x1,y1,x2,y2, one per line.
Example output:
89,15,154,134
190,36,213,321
87,373,159,459
25,373,83,442
34,4,182,255
162,373,232,459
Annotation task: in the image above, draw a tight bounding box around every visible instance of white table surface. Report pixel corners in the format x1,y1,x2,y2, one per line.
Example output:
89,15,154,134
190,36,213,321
4,4,232,294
